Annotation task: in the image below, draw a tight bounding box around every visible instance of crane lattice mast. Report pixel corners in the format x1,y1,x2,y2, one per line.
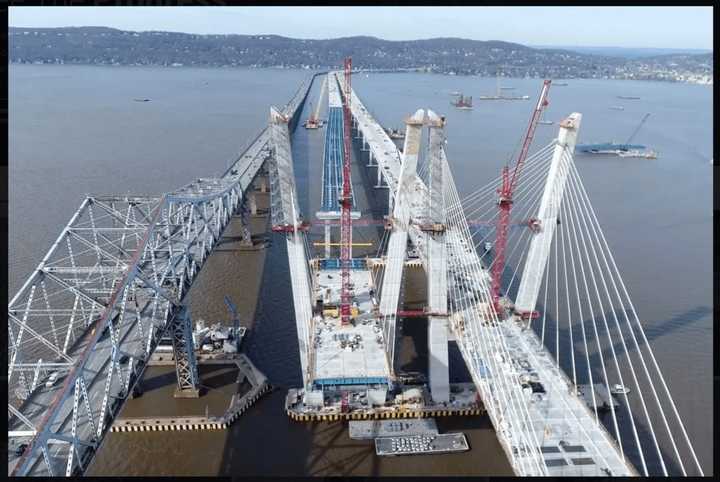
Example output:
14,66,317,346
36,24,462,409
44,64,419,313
340,57,353,325
491,80,551,314
625,112,651,144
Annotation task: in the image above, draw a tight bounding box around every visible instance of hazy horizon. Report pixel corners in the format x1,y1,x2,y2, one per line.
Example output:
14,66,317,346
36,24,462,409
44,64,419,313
8,6,713,50
7,25,714,56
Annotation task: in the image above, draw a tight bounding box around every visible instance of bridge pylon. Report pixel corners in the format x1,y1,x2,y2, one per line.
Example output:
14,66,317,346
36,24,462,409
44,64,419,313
425,109,450,404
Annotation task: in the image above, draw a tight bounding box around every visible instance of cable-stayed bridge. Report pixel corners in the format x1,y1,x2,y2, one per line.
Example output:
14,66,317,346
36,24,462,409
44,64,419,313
7,70,703,477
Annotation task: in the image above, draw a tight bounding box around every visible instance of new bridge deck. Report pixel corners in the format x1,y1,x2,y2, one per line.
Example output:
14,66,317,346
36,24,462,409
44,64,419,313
335,71,636,476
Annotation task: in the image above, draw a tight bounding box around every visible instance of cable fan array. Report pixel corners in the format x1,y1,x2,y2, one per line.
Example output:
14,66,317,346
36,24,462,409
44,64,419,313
445,138,703,476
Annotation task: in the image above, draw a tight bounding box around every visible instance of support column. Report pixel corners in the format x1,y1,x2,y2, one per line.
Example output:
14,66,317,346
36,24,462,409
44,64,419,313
259,176,268,193
248,192,258,215
378,109,425,375
324,221,331,259
171,306,200,398
426,110,449,404
515,113,582,316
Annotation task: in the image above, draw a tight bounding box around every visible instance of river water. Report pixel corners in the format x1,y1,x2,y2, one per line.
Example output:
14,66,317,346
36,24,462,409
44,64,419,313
9,65,712,475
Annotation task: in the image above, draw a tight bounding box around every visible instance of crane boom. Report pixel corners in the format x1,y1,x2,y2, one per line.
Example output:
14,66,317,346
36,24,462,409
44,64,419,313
625,112,650,144
491,80,551,314
340,57,353,325
224,295,239,335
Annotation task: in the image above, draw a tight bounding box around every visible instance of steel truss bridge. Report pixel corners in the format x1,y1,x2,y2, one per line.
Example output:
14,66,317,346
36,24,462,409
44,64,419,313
8,72,703,476
7,74,319,476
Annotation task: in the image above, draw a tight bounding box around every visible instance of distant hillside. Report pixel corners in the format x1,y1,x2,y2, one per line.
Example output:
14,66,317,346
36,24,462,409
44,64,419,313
8,27,713,83
532,45,712,58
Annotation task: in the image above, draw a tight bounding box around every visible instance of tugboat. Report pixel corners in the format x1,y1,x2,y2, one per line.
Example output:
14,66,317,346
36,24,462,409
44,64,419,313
451,94,473,110
610,383,631,395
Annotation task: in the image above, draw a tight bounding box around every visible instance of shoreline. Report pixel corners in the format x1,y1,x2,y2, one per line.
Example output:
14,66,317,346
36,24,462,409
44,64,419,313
8,62,712,85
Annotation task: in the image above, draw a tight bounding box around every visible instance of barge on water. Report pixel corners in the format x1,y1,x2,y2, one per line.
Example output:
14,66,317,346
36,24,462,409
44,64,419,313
375,433,470,456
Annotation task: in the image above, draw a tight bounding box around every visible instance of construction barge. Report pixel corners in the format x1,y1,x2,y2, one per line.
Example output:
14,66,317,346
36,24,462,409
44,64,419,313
285,253,483,422
113,303,272,433
577,113,656,158
375,433,470,456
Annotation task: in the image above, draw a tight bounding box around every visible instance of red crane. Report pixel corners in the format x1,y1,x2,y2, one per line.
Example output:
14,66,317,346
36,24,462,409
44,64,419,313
340,57,353,325
491,80,552,315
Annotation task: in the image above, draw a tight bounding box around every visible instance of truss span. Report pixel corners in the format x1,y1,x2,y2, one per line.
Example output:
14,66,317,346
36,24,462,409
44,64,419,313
8,73,321,477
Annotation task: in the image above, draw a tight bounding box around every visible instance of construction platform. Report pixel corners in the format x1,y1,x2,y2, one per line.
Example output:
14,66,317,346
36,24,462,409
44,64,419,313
311,268,387,386
349,418,438,439
111,353,270,432
285,383,484,422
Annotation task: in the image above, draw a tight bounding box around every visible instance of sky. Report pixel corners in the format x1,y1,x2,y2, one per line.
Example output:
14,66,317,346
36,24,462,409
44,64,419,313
8,6,714,50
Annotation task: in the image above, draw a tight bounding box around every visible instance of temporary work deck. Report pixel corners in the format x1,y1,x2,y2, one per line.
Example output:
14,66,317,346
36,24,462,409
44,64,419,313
311,267,389,387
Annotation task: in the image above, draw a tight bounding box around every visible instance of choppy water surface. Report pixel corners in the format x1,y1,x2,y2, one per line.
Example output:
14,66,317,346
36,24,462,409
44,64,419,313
9,65,712,475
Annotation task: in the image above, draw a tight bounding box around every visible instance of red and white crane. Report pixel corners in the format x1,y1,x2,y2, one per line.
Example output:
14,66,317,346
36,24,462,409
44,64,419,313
491,80,551,315
339,57,353,325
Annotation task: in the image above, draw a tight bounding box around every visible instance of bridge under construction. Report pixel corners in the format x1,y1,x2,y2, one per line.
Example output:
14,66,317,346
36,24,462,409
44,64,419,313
7,62,703,477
